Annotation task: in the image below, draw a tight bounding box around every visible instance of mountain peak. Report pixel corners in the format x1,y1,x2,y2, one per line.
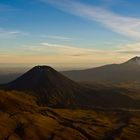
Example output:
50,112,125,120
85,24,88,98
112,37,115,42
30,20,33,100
124,56,140,65
6,65,65,90
34,65,52,69
5,65,84,106
32,65,54,71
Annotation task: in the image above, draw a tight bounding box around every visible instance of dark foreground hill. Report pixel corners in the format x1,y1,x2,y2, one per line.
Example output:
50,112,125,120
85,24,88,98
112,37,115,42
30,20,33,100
3,66,89,107
62,56,140,83
1,65,140,109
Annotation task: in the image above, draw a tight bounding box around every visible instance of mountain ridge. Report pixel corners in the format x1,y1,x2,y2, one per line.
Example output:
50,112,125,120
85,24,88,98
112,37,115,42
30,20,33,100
123,56,140,65
62,56,140,83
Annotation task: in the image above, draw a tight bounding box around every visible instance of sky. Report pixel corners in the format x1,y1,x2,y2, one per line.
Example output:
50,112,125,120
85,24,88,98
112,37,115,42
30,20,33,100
0,0,140,70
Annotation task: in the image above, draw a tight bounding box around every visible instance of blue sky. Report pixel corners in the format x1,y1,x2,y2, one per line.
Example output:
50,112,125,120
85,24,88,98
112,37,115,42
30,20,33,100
0,0,140,69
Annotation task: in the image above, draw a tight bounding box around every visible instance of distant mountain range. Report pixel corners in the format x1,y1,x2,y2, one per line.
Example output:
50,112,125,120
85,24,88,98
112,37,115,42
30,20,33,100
62,56,140,83
1,56,140,84
1,65,140,109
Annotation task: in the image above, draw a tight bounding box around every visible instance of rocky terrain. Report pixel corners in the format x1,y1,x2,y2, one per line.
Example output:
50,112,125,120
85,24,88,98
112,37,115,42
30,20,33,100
0,90,140,140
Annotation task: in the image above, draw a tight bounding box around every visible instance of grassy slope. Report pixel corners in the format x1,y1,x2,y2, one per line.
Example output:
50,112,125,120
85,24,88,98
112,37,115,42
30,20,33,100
0,90,140,140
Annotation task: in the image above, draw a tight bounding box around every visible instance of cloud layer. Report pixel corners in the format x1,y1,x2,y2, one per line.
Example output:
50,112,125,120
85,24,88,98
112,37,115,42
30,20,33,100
0,28,28,37
1,40,140,69
41,0,140,39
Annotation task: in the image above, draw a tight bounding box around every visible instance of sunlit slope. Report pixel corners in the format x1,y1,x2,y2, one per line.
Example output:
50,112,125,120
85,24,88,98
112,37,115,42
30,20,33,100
0,90,140,140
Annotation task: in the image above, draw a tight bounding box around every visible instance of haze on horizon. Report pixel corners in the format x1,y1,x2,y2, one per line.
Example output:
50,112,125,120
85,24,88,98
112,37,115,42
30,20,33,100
1,0,140,70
